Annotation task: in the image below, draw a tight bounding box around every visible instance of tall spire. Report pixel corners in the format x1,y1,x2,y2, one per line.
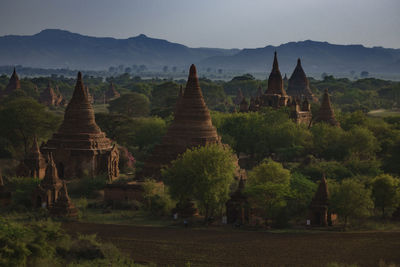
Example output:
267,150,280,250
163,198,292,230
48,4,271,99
30,136,41,156
287,58,317,102
272,51,279,71
57,72,101,134
316,89,339,126
266,52,287,96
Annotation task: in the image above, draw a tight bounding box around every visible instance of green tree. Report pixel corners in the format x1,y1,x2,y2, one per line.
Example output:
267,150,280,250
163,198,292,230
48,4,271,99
108,93,150,117
245,159,291,225
0,97,61,157
150,81,180,118
330,179,373,227
162,144,237,222
370,174,400,218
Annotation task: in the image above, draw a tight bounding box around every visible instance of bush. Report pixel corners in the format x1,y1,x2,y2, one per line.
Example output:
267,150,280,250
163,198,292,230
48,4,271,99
7,176,40,209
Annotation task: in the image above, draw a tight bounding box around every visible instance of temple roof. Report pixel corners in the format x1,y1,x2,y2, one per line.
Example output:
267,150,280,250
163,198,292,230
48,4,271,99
43,72,113,151
316,89,340,126
141,64,220,179
39,82,58,105
29,136,41,158
266,52,287,96
287,58,317,102
58,72,101,134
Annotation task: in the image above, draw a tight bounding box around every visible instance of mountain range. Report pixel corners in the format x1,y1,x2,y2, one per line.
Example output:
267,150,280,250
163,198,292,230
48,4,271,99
0,29,399,74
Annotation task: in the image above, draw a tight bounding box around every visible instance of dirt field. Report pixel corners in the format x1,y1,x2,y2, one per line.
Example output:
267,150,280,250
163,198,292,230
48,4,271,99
64,222,400,267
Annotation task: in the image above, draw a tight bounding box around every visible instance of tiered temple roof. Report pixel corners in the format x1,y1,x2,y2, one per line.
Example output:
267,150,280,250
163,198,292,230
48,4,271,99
42,72,119,180
45,72,113,150
315,89,340,127
50,181,78,218
141,64,221,179
287,58,318,102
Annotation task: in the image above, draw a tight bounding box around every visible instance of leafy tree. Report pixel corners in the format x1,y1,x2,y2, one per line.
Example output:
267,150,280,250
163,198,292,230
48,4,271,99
245,159,291,225
0,97,61,157
288,173,317,219
310,123,347,161
162,144,237,222
150,81,180,118
370,174,400,218
108,93,150,117
330,179,373,227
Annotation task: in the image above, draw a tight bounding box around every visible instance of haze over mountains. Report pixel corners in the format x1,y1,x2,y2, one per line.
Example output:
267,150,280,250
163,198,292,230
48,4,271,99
0,29,399,75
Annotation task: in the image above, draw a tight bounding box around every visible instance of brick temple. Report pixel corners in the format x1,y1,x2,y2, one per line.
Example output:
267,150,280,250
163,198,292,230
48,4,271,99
240,52,312,125
39,82,64,107
287,58,318,102
141,64,221,179
42,72,119,180
316,89,340,126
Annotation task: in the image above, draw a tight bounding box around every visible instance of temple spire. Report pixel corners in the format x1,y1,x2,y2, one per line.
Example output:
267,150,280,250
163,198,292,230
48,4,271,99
316,89,339,126
272,51,279,71
42,153,62,186
31,136,40,155
287,57,318,102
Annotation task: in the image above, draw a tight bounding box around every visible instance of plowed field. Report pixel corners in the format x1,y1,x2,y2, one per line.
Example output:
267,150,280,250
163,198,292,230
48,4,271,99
64,222,400,267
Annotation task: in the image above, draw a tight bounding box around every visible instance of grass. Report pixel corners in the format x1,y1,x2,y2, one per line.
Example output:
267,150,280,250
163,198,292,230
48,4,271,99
93,103,109,114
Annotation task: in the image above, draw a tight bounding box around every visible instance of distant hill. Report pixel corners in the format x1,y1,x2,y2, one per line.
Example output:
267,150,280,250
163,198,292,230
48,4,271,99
0,29,238,70
0,29,399,74
199,40,400,75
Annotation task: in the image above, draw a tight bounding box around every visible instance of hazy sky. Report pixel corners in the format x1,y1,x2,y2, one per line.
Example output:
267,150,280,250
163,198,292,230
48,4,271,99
0,0,399,49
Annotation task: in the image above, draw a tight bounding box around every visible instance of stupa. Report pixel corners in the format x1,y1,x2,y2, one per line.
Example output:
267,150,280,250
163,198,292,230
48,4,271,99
50,181,78,218
315,89,340,127
24,136,47,179
42,72,119,180
141,64,221,179
287,58,318,102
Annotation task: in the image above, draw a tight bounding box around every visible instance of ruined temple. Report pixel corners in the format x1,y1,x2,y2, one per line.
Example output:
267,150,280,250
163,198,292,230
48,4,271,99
1,68,21,97
141,64,221,179
24,136,47,179
39,82,63,106
234,88,244,105
308,175,336,226
50,181,78,218
226,177,249,224
239,97,249,112
32,153,63,209
105,82,120,103
287,59,318,102
315,89,340,127
42,72,119,180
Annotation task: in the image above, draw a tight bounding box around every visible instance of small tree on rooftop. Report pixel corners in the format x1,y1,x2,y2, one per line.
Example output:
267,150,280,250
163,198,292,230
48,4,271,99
162,144,237,223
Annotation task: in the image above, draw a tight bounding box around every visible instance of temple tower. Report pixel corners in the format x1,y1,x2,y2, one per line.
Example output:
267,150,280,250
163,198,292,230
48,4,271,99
50,181,78,218
287,58,318,102
309,175,330,226
141,64,221,179
42,72,119,180
234,88,244,105
1,68,21,97
315,89,340,127
239,97,249,112
39,82,61,106
105,82,120,103
263,52,289,107
25,136,47,179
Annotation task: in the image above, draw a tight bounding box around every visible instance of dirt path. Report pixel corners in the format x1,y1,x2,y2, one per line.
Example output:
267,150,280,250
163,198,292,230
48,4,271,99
64,222,400,267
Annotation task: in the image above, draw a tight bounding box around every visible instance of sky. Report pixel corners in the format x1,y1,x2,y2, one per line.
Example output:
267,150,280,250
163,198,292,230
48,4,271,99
0,0,399,49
